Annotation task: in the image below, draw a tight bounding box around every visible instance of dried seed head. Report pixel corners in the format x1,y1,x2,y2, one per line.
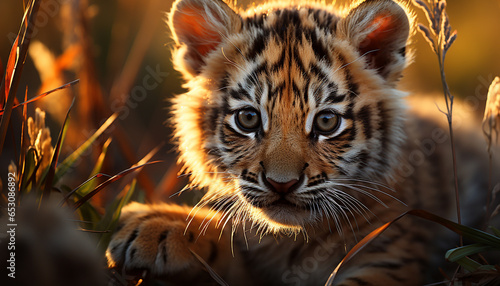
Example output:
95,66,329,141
417,24,437,53
414,0,456,60
27,108,54,181
8,161,17,175
483,77,500,154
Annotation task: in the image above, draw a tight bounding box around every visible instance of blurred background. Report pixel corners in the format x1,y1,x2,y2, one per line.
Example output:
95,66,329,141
1,0,499,207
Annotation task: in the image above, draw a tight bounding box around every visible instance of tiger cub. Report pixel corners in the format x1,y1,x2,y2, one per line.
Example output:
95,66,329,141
106,0,498,285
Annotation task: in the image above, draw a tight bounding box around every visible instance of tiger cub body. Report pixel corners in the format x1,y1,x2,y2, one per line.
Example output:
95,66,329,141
106,0,499,285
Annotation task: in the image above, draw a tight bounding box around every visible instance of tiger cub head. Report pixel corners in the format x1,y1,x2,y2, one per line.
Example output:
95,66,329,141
168,0,411,234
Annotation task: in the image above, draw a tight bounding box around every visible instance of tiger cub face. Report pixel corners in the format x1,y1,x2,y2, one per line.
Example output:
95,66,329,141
169,0,411,233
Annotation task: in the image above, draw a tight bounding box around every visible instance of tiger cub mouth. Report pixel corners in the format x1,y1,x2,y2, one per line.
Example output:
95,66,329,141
239,173,322,226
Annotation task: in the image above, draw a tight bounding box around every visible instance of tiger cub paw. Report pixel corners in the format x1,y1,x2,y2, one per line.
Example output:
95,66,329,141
106,202,223,276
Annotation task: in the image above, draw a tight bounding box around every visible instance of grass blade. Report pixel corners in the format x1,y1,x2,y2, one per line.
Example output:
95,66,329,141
409,210,500,248
69,138,113,200
446,244,493,264
42,97,75,198
326,209,500,285
73,190,102,226
20,147,37,193
17,88,29,190
190,249,229,286
0,0,42,156
490,226,500,238
0,57,3,105
60,173,112,207
453,256,488,272
54,113,118,182
456,266,500,285
0,35,19,154
0,79,80,115
88,138,112,183
96,179,137,254
325,212,405,285
2,35,18,103
72,161,161,210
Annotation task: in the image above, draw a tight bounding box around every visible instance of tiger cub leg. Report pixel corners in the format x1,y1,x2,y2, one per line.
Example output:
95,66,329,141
106,202,246,283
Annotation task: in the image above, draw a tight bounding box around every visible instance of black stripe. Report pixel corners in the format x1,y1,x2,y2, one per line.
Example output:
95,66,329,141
337,53,359,97
377,101,390,170
301,78,311,106
244,13,265,28
292,46,308,75
228,89,243,100
325,92,346,104
354,149,370,173
206,147,222,158
292,80,302,99
357,105,373,140
361,261,403,270
274,9,301,32
387,273,406,283
158,230,169,244
208,241,218,264
221,147,233,153
309,62,329,82
309,29,329,60
306,180,324,187
218,72,230,91
271,82,285,99
162,246,168,264
246,33,268,60
323,82,340,104
223,123,248,139
207,108,220,134
238,84,253,100
310,9,338,30
129,248,136,260
271,49,286,72
242,190,259,201
243,62,267,101
346,277,372,286
243,193,265,208
287,40,293,82
187,231,195,243
343,102,355,120
241,173,259,184
242,186,265,193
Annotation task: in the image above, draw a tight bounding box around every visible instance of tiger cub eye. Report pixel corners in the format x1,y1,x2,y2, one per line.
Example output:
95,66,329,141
236,108,261,131
314,111,340,134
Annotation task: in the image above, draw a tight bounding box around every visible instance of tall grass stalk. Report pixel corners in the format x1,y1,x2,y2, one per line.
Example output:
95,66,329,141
0,0,41,155
413,0,461,244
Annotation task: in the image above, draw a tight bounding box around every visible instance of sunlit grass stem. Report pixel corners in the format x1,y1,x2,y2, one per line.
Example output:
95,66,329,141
437,49,462,241
414,0,461,246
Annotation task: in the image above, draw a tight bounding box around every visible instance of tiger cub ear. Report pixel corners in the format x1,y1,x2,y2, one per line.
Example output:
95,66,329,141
169,0,242,77
339,0,411,82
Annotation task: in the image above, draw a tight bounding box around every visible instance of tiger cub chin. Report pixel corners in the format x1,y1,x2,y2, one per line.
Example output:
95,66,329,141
106,0,499,285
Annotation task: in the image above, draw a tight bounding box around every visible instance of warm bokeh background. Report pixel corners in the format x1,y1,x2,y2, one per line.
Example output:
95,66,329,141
1,0,499,206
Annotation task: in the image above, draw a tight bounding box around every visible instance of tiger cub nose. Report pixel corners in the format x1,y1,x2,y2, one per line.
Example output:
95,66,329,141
265,178,299,194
